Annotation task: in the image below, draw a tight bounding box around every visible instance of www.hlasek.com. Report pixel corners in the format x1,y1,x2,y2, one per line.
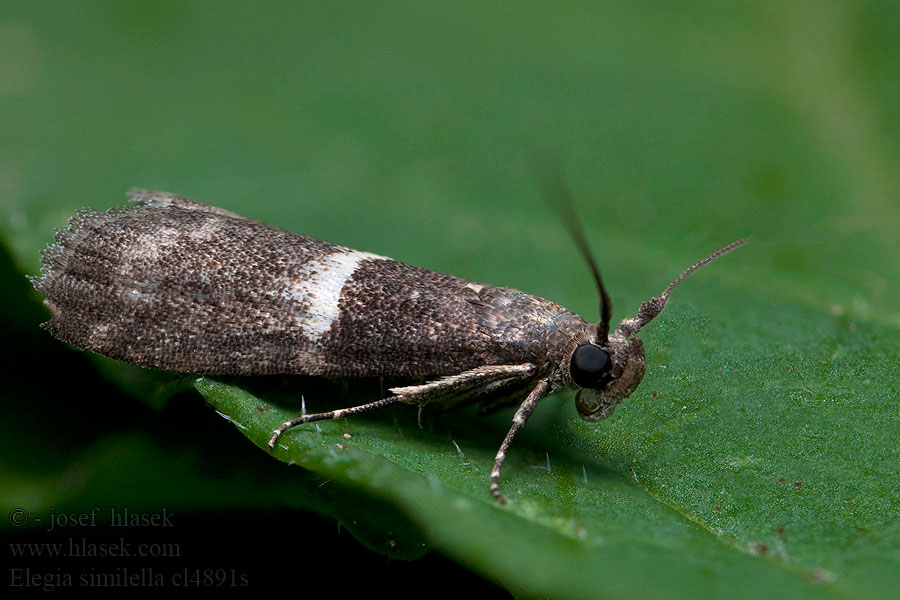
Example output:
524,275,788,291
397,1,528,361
10,537,180,559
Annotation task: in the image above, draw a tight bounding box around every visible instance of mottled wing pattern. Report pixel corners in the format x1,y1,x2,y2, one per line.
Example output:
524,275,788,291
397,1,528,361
33,191,587,379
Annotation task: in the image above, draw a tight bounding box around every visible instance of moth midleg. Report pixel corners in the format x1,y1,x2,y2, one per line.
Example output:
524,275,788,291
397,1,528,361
418,377,528,416
395,363,537,429
389,363,537,403
268,395,406,448
268,363,537,449
473,379,542,415
490,378,552,505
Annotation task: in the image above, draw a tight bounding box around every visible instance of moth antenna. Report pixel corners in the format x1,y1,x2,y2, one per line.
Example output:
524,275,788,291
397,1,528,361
533,158,612,344
627,237,751,333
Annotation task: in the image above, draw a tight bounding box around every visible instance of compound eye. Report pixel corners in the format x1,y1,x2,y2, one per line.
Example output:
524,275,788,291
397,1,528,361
570,343,613,389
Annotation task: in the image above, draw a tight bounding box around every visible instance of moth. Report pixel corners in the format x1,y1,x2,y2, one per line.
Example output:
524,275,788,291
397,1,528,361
32,189,747,503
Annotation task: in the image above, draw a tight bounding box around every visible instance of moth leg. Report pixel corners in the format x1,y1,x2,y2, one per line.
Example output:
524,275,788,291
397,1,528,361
490,378,552,505
414,376,522,426
389,363,537,403
268,395,406,449
475,379,541,415
390,363,537,428
268,364,538,449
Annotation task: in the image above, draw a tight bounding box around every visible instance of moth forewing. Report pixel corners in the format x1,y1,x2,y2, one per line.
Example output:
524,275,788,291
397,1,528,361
32,189,748,505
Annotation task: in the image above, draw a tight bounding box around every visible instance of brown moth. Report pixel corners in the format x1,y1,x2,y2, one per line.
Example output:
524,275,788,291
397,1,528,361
32,189,747,503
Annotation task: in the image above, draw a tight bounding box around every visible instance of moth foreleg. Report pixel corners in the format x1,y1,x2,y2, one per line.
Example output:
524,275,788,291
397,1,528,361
490,378,552,505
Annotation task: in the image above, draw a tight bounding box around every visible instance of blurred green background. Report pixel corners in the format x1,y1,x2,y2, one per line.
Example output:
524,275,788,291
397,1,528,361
2,2,898,598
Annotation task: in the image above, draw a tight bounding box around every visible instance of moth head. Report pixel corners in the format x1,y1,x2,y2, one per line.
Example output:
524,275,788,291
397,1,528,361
569,331,645,422
533,161,749,420
568,238,750,422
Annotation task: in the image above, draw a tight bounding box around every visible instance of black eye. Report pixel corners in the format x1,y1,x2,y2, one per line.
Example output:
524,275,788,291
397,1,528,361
570,343,613,389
